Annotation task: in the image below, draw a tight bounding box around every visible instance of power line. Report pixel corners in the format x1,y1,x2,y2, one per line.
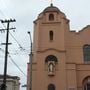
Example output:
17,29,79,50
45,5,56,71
8,55,27,77
0,8,27,52
0,48,27,77
9,33,26,51
1,20,28,52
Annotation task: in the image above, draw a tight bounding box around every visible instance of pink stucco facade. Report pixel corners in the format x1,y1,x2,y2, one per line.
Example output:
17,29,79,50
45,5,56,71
27,4,90,90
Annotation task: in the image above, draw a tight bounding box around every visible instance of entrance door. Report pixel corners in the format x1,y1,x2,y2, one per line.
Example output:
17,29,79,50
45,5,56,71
84,83,90,90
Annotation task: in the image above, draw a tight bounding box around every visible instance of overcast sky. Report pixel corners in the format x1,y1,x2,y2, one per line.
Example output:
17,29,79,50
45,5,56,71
0,0,90,90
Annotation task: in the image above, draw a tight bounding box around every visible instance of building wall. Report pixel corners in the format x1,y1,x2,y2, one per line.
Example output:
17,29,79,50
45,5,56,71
27,4,90,90
0,76,20,90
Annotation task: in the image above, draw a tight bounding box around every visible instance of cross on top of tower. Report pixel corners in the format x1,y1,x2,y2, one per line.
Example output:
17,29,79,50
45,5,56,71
50,0,54,6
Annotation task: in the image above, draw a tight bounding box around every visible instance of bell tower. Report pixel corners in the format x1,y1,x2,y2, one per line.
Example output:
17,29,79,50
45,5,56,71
33,4,69,53
30,4,70,90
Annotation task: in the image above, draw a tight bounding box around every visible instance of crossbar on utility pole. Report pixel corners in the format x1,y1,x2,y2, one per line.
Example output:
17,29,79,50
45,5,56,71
0,19,16,90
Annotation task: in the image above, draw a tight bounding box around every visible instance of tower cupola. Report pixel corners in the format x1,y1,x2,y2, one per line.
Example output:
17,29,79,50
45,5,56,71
43,3,60,13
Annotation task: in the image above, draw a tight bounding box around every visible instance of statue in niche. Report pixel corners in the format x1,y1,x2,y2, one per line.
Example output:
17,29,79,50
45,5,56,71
45,55,58,75
48,61,55,73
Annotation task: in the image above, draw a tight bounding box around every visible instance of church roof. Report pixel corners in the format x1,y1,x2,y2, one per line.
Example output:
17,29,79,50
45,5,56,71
43,3,60,13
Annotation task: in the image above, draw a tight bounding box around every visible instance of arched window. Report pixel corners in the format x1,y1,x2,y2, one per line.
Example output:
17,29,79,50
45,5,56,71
83,77,90,90
84,83,90,90
83,44,90,61
49,31,53,41
49,14,54,21
45,55,58,62
48,84,55,90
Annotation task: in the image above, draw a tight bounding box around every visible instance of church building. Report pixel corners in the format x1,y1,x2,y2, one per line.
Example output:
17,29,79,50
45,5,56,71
27,4,90,90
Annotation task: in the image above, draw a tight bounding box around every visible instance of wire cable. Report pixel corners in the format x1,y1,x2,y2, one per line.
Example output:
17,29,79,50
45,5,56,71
0,9,27,51
8,55,27,77
9,32,26,50
0,48,27,77
0,18,28,52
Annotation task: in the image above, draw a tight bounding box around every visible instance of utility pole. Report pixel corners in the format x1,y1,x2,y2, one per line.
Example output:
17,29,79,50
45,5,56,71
0,19,16,90
28,31,33,90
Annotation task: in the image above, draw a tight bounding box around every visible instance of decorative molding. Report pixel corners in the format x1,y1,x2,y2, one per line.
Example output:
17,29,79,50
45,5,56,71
37,48,66,53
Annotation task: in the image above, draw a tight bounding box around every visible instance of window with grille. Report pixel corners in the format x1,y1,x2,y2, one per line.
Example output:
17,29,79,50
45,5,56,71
83,44,90,61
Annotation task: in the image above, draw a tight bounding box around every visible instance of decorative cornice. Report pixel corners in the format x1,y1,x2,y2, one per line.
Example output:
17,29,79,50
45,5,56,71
37,48,66,53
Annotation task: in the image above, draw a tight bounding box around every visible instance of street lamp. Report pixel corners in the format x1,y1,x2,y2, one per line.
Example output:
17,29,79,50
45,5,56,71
27,31,33,90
